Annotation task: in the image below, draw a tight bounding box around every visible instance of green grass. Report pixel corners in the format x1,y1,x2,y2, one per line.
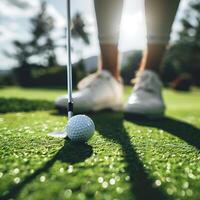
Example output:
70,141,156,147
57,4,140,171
0,86,200,200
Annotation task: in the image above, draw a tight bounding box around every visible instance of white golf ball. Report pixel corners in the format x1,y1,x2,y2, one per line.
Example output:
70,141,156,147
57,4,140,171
66,115,95,142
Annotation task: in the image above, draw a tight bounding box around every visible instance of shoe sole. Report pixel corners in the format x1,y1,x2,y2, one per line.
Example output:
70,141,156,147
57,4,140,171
55,103,123,114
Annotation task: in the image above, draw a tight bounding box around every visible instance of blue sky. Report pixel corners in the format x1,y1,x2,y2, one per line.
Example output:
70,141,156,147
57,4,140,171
0,0,189,70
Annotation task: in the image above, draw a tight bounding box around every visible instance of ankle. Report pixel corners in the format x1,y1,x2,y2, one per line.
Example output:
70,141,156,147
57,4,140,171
99,43,120,81
139,44,167,75
98,68,121,82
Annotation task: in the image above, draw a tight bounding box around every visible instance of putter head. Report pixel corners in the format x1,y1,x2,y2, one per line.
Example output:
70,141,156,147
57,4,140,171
48,131,67,138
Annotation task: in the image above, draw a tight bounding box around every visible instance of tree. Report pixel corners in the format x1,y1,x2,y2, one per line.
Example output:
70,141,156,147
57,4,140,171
71,13,90,45
29,2,57,67
5,4,90,86
164,0,200,86
70,13,91,83
7,2,57,68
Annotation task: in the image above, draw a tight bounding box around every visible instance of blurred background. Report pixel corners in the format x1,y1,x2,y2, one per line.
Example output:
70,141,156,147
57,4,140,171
0,0,199,91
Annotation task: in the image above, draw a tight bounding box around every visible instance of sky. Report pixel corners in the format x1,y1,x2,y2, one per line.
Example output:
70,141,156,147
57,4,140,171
0,0,189,70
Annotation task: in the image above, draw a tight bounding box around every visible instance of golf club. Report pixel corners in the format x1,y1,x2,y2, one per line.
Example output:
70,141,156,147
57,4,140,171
48,0,95,141
48,0,73,138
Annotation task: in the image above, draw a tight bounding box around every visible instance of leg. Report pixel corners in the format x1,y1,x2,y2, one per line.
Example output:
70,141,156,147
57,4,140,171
140,0,180,74
140,44,166,74
94,0,124,81
55,0,124,113
99,44,120,81
125,0,180,117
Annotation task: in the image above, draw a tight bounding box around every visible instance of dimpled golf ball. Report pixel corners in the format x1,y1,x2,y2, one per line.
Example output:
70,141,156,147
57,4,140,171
66,115,95,142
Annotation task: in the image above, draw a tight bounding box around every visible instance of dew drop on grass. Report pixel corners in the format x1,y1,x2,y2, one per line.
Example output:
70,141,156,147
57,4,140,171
178,162,183,167
13,168,20,175
64,189,72,198
98,177,104,183
67,165,73,173
14,177,21,184
102,182,108,188
153,180,161,187
59,168,64,173
182,182,189,189
109,178,116,185
109,164,113,169
165,177,171,182
125,176,130,181
159,130,164,133
40,176,46,182
116,187,123,194
104,156,109,161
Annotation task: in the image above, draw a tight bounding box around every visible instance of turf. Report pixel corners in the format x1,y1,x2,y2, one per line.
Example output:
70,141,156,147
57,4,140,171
0,86,200,200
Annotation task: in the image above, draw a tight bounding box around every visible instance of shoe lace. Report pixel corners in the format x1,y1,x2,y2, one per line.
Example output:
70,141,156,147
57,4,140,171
134,73,161,94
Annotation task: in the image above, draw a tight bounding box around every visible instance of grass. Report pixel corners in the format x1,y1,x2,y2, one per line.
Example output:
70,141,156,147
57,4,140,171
0,86,200,200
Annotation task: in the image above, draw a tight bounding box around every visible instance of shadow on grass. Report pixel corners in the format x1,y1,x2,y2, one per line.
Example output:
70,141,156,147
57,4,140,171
125,114,200,150
0,98,54,113
91,112,167,200
0,140,93,200
52,110,200,199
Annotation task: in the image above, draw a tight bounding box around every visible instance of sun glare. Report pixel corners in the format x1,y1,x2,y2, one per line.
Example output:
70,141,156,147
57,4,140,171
120,11,146,50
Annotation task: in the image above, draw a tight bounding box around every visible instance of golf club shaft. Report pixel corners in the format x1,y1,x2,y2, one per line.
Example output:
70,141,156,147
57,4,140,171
66,0,73,118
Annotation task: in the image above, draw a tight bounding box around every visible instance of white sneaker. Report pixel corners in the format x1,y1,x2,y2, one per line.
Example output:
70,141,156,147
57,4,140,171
124,70,166,117
55,70,123,113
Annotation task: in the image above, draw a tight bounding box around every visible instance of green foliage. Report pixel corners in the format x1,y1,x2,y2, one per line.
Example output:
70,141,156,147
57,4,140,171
13,65,32,86
72,13,90,45
13,64,85,88
5,7,90,87
0,87,200,199
0,98,53,113
0,75,14,86
29,2,57,67
0,86,65,101
163,0,200,86
27,66,66,87
6,2,57,68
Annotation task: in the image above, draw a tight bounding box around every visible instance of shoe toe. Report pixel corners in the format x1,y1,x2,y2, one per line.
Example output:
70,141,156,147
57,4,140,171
54,96,67,108
124,95,165,117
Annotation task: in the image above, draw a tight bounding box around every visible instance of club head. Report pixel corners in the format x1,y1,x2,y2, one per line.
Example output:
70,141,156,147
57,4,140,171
48,131,67,138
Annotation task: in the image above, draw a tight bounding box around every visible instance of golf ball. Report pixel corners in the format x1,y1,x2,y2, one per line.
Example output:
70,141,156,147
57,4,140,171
66,115,95,142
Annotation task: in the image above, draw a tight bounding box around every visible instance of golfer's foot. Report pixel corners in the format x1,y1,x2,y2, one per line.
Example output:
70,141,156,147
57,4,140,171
55,70,123,113
124,70,165,118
